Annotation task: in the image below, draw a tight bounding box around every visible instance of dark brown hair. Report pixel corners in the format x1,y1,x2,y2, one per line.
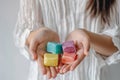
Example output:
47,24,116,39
86,0,116,24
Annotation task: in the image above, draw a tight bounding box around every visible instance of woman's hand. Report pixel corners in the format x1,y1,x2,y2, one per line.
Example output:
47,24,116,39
59,29,90,74
26,27,60,79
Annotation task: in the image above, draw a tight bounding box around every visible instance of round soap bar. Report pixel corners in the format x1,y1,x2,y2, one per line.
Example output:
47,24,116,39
47,42,63,54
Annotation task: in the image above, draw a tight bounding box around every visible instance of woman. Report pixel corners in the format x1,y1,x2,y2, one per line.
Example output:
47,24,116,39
14,0,120,80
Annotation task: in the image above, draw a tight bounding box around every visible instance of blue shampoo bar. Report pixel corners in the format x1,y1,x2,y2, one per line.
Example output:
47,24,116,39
47,42,63,54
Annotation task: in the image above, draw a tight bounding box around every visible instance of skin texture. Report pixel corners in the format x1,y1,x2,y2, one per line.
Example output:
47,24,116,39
26,28,118,78
59,29,118,74
26,27,60,79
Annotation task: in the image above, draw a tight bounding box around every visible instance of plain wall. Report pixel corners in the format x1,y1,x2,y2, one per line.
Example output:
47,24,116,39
0,0,29,80
0,0,120,80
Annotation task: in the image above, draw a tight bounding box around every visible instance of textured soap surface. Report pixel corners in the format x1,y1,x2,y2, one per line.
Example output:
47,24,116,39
44,53,58,66
62,41,76,53
62,52,77,64
47,42,63,54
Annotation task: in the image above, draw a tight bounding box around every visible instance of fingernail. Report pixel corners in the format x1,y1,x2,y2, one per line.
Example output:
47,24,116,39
33,54,38,60
32,56,35,60
63,69,66,73
59,70,62,74
85,51,89,56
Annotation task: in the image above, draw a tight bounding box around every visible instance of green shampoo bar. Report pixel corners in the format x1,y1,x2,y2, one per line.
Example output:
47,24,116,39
47,42,63,54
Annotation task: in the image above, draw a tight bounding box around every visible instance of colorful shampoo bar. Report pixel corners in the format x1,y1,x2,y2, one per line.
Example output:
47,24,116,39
44,53,58,66
62,41,76,53
47,42,63,54
62,52,77,64
45,41,77,66
62,41,77,64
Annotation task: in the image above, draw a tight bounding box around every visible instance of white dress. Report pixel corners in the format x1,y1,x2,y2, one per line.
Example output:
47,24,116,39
14,0,120,80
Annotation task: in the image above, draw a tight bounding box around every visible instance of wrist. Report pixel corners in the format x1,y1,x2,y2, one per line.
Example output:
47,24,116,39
81,29,93,47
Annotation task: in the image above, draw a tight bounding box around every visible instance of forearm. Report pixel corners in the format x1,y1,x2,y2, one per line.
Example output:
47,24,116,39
87,30,118,56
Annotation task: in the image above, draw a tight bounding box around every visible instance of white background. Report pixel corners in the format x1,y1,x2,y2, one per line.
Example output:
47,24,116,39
0,0,120,80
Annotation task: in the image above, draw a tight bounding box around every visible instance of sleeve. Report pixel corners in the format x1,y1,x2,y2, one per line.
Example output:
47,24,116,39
14,0,43,60
99,3,120,65
101,23,120,65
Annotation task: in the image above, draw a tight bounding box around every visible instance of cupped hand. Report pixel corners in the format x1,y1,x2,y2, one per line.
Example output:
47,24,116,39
26,27,60,79
59,29,90,74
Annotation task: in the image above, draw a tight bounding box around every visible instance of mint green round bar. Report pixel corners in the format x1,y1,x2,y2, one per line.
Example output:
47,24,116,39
47,42,63,54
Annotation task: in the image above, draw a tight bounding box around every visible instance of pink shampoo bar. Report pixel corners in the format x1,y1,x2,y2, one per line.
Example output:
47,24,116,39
62,41,76,53
62,52,77,64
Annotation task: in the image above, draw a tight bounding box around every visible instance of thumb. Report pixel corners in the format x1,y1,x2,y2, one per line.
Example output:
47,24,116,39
82,40,90,56
29,40,38,60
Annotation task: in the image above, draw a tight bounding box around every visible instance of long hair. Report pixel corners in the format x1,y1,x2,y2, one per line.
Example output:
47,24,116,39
86,0,116,25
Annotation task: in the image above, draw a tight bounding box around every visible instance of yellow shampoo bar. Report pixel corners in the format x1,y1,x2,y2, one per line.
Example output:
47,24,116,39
44,53,58,66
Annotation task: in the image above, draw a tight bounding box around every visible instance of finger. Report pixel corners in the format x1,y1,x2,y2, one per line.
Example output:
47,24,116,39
70,53,85,71
50,67,57,78
37,53,47,75
37,44,46,57
56,54,63,73
46,67,52,79
55,67,59,73
57,63,63,73
29,40,38,60
82,40,90,56
59,64,68,74
62,65,71,73
58,54,63,69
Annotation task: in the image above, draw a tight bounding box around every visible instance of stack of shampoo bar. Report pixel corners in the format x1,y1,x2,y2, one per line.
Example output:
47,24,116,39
44,41,77,66
44,42,63,66
62,41,77,64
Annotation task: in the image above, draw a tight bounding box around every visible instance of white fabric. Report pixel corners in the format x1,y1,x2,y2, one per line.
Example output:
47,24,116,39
14,0,120,80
